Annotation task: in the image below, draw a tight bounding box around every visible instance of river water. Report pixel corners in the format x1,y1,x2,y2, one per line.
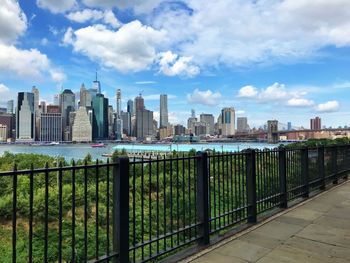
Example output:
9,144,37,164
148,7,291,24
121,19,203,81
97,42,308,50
0,142,278,160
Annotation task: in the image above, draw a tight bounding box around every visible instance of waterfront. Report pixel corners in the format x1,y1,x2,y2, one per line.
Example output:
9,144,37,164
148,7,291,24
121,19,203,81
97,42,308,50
0,142,277,160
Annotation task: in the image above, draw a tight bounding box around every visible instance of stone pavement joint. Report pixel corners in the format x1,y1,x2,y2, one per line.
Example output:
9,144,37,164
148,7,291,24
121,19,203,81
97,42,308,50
182,180,350,263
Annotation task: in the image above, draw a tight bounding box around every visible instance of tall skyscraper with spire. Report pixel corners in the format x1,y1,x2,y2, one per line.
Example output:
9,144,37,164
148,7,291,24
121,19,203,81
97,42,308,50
115,89,123,140
116,89,121,117
93,71,101,94
160,94,168,128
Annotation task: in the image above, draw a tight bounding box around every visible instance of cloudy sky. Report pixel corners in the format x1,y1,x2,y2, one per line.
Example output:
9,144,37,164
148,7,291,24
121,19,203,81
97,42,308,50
1,0,350,128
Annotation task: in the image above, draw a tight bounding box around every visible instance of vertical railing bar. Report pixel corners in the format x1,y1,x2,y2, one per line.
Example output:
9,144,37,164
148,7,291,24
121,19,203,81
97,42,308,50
44,162,49,263
182,154,186,242
95,159,99,259
83,160,88,261
156,156,160,255
141,157,144,260
29,164,34,263
176,155,180,245
12,163,17,263
148,156,152,257
58,162,63,263
72,160,76,262
170,158,174,248
132,157,136,263
106,158,110,259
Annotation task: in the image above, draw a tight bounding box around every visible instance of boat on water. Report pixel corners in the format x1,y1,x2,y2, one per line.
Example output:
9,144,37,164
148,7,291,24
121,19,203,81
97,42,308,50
91,143,106,148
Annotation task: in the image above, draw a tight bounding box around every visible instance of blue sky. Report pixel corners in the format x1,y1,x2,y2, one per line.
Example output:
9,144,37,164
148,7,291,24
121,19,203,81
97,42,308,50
0,0,350,128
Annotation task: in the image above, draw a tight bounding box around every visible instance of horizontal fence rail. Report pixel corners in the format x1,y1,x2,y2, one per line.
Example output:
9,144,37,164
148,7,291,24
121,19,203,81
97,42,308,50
1,145,350,262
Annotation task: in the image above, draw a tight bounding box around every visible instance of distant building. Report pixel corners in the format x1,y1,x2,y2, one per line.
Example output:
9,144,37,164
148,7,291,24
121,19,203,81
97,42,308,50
191,109,196,118
59,89,75,140
108,106,115,139
187,116,197,134
93,72,101,94
7,100,14,114
174,124,185,135
127,99,134,116
0,113,15,140
80,83,91,108
200,113,214,135
237,117,249,133
16,92,35,141
195,121,209,136
310,117,321,130
40,112,62,142
160,94,168,128
134,94,145,112
287,122,292,131
53,94,59,105
267,120,279,144
72,106,92,142
136,109,153,140
0,124,7,142
221,107,235,136
92,94,109,140
47,105,61,114
115,89,122,139
121,111,130,135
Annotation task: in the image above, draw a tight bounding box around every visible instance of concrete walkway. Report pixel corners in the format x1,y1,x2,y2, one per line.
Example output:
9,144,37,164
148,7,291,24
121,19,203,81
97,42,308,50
185,181,350,263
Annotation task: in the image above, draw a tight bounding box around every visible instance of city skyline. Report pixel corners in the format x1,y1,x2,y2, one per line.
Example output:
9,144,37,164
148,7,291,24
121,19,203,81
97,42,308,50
0,1,350,128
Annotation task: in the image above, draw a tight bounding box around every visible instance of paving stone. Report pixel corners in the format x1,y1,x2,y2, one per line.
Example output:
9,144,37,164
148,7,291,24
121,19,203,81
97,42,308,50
215,240,271,262
325,208,350,220
253,220,303,241
256,244,348,263
275,214,311,227
296,223,350,248
238,231,283,249
314,215,350,230
285,236,350,261
284,207,323,221
191,252,248,263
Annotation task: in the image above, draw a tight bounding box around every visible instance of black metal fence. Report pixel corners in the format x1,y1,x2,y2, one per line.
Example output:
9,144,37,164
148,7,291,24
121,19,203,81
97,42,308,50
1,145,350,262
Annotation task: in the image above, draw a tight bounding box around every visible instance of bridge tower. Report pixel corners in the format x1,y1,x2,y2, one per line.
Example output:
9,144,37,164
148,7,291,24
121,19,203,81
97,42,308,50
267,120,279,144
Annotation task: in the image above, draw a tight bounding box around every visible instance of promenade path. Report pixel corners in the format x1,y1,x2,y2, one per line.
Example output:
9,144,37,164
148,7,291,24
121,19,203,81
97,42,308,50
183,180,350,263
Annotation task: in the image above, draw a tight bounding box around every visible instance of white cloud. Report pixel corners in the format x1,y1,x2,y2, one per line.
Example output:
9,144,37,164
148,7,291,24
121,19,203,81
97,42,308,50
0,44,66,83
135,81,156,85
0,83,13,104
66,9,120,28
236,110,245,115
259,83,288,101
0,0,27,44
238,85,258,98
187,89,221,106
287,98,314,107
36,0,77,14
149,0,350,69
63,21,166,72
82,0,162,14
49,69,66,83
143,94,176,100
158,51,199,77
315,100,340,113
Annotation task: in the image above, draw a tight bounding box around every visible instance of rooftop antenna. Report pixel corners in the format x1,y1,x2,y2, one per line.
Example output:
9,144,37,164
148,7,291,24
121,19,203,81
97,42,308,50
95,70,98,81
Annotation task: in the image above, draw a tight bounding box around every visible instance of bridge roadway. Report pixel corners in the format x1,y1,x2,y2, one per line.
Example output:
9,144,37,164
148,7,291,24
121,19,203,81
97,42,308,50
183,180,350,263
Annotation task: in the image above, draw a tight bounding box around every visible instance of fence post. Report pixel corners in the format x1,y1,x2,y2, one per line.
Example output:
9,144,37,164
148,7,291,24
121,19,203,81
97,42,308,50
246,149,257,223
196,151,210,246
318,146,326,190
301,147,309,198
332,146,338,184
344,145,349,180
113,157,130,263
279,148,287,209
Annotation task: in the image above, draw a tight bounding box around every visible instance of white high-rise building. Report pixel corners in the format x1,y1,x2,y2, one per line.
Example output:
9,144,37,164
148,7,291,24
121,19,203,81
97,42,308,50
200,113,215,135
160,94,168,128
72,107,92,142
16,92,35,141
221,107,235,136
237,117,249,133
7,100,14,114
115,89,122,140
116,89,121,117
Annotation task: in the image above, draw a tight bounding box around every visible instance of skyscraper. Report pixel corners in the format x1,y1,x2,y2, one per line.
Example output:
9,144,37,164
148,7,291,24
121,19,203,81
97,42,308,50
191,109,196,118
221,107,235,136
53,94,59,105
7,100,14,114
16,92,35,141
72,106,92,142
116,89,121,117
237,117,249,133
92,94,108,140
32,86,40,116
136,109,154,139
40,112,62,142
160,94,169,128
127,99,134,116
134,94,145,111
200,113,215,135
287,122,292,131
310,117,321,130
80,83,91,108
93,72,101,94
59,89,75,127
